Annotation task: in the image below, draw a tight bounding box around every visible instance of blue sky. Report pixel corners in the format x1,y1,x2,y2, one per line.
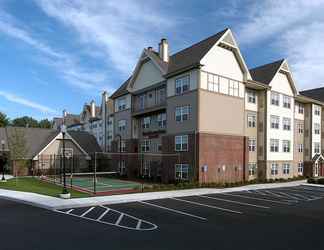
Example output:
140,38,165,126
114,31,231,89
1,0,324,120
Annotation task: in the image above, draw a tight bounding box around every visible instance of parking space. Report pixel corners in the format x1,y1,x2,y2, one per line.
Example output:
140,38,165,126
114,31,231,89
56,185,324,231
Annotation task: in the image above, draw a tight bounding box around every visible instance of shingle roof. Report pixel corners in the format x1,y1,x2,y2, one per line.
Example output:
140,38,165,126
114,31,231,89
110,77,132,99
249,59,284,85
0,127,102,159
300,87,324,103
166,28,229,76
110,28,229,98
68,130,102,155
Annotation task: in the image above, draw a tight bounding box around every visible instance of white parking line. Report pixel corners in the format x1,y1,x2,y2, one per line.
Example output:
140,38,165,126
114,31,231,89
80,207,95,217
66,209,73,214
221,193,292,205
263,190,287,198
299,187,324,193
97,207,110,221
171,197,242,214
115,214,124,226
199,195,270,209
276,192,303,201
139,201,207,221
136,220,142,229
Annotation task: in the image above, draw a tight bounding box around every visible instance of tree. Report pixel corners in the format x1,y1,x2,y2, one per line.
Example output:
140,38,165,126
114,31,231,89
11,116,39,128
39,119,52,129
8,128,29,176
0,112,9,127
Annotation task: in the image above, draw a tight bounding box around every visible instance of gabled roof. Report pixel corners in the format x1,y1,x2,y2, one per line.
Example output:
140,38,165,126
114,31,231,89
68,131,102,155
300,87,324,103
110,77,131,99
312,153,324,162
166,28,229,76
249,59,285,85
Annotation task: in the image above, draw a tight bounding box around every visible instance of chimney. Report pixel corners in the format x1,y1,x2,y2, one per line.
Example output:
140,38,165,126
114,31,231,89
147,46,153,51
90,100,96,118
102,91,109,103
158,38,169,62
63,109,67,118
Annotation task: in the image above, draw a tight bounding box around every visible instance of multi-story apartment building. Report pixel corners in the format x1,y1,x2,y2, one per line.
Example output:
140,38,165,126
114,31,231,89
108,28,323,184
56,92,114,151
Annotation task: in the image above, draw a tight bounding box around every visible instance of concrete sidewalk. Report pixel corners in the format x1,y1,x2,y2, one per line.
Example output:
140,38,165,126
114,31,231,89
0,180,308,210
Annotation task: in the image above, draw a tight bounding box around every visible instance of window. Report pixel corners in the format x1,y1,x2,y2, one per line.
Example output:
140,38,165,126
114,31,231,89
298,144,303,153
141,140,150,152
175,135,188,152
117,97,126,111
314,105,321,116
139,94,145,110
157,113,166,128
118,120,126,131
247,114,256,128
282,140,291,153
270,139,279,152
175,105,190,122
297,102,304,114
207,73,219,92
248,163,257,176
283,163,290,175
117,140,126,152
248,138,256,152
247,90,256,104
314,123,320,135
175,75,190,95
271,92,279,106
298,123,304,134
283,118,291,131
271,163,278,175
270,115,280,129
229,80,239,97
142,160,151,177
175,164,189,180
283,95,291,109
314,142,320,154
118,160,126,175
298,162,303,175
142,117,151,129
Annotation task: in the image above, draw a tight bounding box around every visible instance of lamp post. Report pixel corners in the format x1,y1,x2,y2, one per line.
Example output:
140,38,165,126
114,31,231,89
115,134,122,173
1,140,6,182
60,125,70,199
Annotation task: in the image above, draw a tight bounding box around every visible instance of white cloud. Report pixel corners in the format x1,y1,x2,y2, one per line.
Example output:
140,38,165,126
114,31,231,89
235,0,324,89
0,90,58,114
0,10,108,91
34,0,177,76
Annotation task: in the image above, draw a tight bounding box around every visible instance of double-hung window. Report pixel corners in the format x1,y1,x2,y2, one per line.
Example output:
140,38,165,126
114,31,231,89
247,114,256,128
270,115,279,129
283,163,290,175
248,163,257,176
298,123,304,134
314,105,321,116
141,140,150,152
175,164,189,180
247,90,256,104
175,75,190,95
248,138,256,152
207,73,219,92
175,135,188,152
118,120,126,132
298,162,303,175
270,139,279,152
314,142,320,154
282,140,290,153
271,92,279,106
175,105,190,122
297,103,304,114
142,117,151,129
271,163,279,175
157,113,166,128
314,123,320,135
117,97,126,111
298,144,303,153
283,95,291,109
283,118,291,131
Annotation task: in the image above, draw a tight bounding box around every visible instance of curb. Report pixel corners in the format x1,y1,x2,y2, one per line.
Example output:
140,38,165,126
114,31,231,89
301,183,324,188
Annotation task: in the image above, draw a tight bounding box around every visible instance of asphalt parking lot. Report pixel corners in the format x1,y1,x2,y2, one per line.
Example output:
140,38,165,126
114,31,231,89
1,185,324,250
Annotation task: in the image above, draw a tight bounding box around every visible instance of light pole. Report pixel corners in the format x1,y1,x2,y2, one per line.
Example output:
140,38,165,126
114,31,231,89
1,140,6,182
60,125,70,199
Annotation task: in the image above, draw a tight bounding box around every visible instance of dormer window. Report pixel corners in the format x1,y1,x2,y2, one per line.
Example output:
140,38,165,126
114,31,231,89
283,95,291,109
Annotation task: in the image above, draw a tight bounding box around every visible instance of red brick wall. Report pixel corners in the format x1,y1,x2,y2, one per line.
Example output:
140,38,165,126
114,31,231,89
198,133,249,183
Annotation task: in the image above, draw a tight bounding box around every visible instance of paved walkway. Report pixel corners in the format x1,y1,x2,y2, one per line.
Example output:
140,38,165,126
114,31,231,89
0,180,311,210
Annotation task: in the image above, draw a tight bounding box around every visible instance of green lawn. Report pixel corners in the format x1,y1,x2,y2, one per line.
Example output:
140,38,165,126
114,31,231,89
0,177,90,198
